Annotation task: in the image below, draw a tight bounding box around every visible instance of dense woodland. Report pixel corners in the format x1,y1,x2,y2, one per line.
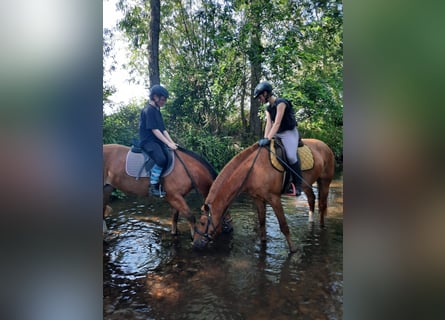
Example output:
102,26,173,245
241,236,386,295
103,0,343,172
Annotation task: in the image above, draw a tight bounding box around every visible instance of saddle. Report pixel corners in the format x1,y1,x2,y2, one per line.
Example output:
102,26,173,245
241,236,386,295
270,138,314,172
125,141,175,179
269,138,315,193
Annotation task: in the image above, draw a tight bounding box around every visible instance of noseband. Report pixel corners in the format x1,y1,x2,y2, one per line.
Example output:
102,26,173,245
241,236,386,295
194,204,219,242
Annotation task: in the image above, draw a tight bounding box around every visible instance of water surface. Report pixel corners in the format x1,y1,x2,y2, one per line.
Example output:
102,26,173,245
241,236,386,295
104,175,343,319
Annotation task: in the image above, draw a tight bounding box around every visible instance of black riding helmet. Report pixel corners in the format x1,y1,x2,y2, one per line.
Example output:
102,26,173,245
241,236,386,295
149,84,169,100
253,81,273,99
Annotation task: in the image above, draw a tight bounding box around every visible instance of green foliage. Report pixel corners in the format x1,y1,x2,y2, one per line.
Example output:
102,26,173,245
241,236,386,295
299,120,343,168
106,0,344,166
179,128,241,172
284,75,343,166
111,189,127,200
103,103,142,145
159,0,242,134
102,103,243,172
262,0,343,165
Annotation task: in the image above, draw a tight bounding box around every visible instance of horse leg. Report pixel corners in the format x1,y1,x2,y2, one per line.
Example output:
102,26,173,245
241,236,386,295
254,199,267,242
167,194,196,239
270,196,297,253
103,184,115,233
305,186,316,223
170,208,180,235
317,178,331,226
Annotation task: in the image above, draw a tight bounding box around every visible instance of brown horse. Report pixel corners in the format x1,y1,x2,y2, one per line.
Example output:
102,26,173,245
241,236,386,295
103,144,225,238
192,138,335,253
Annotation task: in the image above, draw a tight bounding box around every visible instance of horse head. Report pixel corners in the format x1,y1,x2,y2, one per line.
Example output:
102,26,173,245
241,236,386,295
192,203,234,249
192,203,216,249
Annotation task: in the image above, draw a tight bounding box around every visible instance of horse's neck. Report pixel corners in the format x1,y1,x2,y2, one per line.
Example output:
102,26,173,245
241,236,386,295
209,176,240,212
208,149,256,215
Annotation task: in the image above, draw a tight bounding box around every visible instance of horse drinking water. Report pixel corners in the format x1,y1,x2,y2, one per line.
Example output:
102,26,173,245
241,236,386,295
193,138,335,253
103,144,229,238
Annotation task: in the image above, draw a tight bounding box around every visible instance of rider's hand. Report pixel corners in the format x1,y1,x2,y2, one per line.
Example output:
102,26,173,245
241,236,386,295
258,138,270,147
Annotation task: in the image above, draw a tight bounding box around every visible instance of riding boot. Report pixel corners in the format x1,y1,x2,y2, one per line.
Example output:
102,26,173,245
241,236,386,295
150,164,166,198
150,183,166,198
290,162,302,196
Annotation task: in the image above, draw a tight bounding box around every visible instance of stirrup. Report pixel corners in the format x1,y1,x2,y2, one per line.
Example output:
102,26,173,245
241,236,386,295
150,184,166,198
285,183,302,197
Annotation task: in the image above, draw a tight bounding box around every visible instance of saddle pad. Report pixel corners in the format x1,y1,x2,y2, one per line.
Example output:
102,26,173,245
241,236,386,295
125,150,174,178
298,145,314,171
270,140,285,172
269,142,314,172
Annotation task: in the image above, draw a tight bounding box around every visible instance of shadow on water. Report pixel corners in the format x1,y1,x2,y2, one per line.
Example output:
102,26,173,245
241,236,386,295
104,174,343,320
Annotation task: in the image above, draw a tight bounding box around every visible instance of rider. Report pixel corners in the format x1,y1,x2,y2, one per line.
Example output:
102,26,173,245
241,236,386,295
254,81,302,196
139,84,178,198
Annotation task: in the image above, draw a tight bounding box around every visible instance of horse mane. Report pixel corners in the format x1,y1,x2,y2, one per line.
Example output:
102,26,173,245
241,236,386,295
210,143,259,191
177,146,218,179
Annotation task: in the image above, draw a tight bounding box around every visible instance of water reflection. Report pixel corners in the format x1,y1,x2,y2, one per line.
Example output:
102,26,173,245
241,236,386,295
104,175,343,319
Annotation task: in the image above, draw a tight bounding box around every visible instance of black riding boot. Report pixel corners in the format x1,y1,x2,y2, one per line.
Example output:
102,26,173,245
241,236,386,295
290,162,302,196
150,183,166,198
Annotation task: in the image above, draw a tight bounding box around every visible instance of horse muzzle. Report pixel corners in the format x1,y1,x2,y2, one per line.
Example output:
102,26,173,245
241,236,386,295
192,228,212,249
192,237,209,249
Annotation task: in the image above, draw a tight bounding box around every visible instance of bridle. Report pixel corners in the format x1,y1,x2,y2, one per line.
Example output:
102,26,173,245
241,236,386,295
194,146,263,243
193,203,218,242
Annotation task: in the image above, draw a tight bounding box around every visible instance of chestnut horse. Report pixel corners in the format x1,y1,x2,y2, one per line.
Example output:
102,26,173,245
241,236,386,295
192,138,335,253
103,144,224,238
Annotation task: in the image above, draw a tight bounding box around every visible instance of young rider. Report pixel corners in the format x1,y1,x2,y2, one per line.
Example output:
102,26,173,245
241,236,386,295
139,85,178,197
254,81,302,195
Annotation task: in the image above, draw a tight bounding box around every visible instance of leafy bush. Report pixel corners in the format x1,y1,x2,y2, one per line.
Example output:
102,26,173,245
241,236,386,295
103,103,141,145
179,128,241,172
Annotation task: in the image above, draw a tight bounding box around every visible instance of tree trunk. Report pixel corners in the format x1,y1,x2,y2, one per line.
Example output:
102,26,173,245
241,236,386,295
148,0,160,87
249,60,262,137
248,2,263,138
240,72,247,132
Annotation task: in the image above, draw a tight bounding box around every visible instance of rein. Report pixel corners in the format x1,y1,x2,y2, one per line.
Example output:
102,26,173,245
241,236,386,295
173,148,205,199
196,146,263,241
265,144,311,188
